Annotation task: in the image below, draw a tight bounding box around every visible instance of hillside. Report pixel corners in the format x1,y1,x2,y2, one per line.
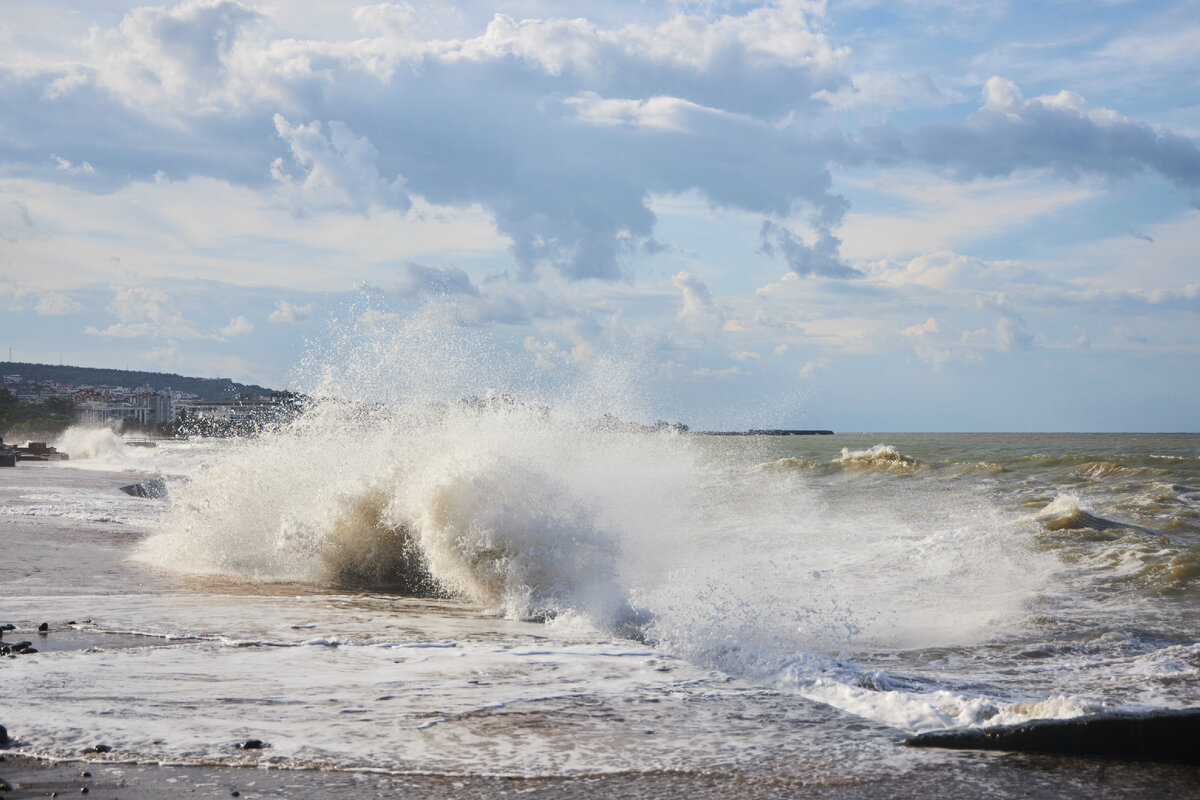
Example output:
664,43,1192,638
0,362,276,401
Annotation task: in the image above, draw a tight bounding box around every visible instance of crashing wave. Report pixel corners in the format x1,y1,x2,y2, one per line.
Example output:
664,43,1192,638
837,444,927,475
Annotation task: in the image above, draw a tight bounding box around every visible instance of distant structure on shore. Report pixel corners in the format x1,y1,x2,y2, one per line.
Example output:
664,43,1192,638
702,429,835,436
1,366,294,429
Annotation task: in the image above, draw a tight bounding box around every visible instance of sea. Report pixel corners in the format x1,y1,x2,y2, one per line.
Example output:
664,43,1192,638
3,410,1200,795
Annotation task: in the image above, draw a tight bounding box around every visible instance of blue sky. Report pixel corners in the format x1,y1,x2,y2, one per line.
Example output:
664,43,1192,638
1,0,1197,430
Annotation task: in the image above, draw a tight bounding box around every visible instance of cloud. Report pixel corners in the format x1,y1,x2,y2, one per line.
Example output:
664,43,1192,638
900,317,940,337
1127,228,1154,243
672,270,722,329
219,315,254,336
0,201,36,243
268,299,315,323
394,263,479,297
35,293,85,315
88,0,264,113
84,286,202,339
892,78,1200,189
759,220,861,278
272,115,411,215
52,155,95,175
6,1,854,282
813,72,961,112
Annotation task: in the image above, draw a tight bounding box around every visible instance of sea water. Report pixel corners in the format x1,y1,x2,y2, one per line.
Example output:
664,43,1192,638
2,330,1198,789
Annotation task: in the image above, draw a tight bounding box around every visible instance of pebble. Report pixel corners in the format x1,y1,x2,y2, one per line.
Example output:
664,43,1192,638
236,739,266,750
38,622,49,632
0,724,8,745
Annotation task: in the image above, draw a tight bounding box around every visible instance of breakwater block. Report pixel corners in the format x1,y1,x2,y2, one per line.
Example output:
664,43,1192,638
905,709,1200,764
119,479,168,499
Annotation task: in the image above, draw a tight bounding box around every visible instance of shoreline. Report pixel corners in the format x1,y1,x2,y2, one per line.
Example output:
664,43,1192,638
4,751,1200,799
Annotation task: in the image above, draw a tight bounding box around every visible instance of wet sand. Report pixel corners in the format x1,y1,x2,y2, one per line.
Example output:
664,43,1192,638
4,751,1200,799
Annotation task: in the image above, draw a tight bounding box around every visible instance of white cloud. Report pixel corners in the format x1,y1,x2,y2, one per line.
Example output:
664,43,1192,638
672,270,721,330
813,72,961,112
272,115,411,216
34,293,85,315
219,315,254,336
0,201,36,243
52,155,95,175
268,299,316,323
900,317,940,337
84,286,203,339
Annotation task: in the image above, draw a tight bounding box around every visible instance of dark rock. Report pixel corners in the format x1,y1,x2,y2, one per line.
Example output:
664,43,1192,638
81,787,88,794
236,739,266,750
82,744,111,754
232,792,240,797
12,642,36,655
0,777,12,791
0,624,13,631
81,772,91,778
0,724,8,746
0,644,8,656
38,623,48,632
905,708,1200,764
119,480,168,499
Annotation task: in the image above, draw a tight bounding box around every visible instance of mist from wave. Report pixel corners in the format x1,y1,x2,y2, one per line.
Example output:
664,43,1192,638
132,307,1093,734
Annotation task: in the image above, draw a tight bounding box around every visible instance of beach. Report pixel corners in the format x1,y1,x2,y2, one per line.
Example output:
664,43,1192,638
3,426,1200,798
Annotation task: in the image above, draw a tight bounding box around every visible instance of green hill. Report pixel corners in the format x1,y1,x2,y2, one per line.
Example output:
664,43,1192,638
0,362,276,401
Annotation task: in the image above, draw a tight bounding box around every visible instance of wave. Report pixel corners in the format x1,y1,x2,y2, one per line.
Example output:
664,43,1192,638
1035,495,1130,532
837,444,927,475
54,426,130,463
138,401,665,630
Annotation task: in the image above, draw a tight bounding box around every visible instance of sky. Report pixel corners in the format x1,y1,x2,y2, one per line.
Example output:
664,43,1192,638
1,0,1198,431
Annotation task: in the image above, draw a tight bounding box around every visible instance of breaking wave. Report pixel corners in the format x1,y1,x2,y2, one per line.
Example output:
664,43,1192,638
837,444,927,475
54,426,129,463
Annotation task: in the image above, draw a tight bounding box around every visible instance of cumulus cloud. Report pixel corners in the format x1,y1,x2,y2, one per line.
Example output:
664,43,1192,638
813,72,960,112
0,201,36,243
88,0,264,112
52,155,95,175
894,77,1200,189
759,220,860,278
900,317,940,337
7,1,855,282
268,299,315,323
394,263,479,297
672,270,722,329
84,286,202,338
219,315,254,336
35,293,85,315
272,115,410,215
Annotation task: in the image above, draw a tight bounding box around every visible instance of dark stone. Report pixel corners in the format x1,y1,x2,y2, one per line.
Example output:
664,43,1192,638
0,777,12,791
119,480,168,499
12,642,36,655
236,739,266,750
38,623,48,632
0,724,8,746
81,772,91,778
81,787,88,794
0,624,13,631
905,708,1200,764
232,792,240,797
82,744,112,754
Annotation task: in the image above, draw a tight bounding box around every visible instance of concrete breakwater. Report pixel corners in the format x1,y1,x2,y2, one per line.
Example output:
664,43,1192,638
700,429,835,436
0,440,69,465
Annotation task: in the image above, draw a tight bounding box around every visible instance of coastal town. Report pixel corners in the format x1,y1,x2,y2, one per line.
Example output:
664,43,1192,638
0,370,297,431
